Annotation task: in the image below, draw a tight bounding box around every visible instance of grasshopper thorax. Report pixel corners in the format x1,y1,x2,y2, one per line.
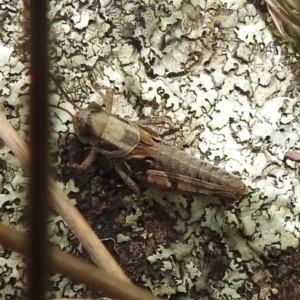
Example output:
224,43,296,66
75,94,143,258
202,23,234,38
73,102,109,145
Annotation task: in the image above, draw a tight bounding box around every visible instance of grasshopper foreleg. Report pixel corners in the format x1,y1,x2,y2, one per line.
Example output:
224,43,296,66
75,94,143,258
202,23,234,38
67,147,99,170
92,82,114,114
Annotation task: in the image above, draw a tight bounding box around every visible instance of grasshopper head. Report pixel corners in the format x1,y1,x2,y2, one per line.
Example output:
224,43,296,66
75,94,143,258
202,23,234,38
73,102,109,145
49,75,110,145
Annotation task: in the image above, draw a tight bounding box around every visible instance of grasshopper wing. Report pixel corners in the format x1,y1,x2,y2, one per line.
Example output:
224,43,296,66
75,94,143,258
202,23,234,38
135,170,247,202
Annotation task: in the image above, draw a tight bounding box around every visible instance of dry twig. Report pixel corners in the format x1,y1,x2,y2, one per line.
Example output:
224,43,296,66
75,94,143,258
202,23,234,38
0,111,128,281
0,223,163,300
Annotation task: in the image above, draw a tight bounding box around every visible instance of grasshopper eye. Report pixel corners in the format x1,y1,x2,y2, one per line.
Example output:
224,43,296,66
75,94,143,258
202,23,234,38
80,124,94,138
77,123,97,143
73,116,97,144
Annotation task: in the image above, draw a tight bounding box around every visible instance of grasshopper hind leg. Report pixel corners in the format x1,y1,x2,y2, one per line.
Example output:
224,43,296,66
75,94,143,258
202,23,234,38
114,165,150,219
138,117,177,130
115,165,142,203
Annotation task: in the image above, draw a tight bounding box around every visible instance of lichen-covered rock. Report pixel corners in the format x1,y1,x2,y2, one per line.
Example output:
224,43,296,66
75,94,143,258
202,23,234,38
1,0,300,299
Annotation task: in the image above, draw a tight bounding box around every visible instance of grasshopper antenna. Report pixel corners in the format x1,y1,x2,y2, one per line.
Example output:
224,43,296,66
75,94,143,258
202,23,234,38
48,103,74,119
49,73,82,111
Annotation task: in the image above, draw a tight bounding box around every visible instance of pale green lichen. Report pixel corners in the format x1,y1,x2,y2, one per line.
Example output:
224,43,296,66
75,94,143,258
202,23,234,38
116,234,131,243
2,0,300,298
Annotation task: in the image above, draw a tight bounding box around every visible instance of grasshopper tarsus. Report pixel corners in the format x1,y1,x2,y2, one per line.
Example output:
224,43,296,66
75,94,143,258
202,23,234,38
66,162,84,170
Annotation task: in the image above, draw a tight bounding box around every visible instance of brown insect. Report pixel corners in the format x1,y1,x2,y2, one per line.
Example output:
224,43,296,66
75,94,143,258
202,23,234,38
50,75,248,202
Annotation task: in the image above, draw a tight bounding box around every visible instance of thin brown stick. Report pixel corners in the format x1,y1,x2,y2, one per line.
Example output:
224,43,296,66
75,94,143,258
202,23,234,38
0,111,128,281
0,223,163,300
48,298,91,300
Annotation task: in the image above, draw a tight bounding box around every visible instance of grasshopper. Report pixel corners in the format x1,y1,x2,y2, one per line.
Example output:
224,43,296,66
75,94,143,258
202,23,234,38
50,75,248,202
